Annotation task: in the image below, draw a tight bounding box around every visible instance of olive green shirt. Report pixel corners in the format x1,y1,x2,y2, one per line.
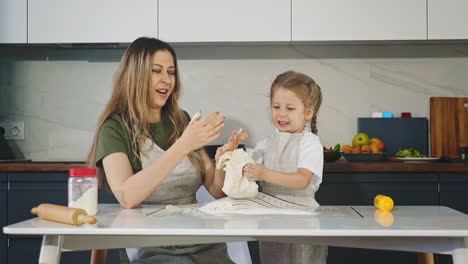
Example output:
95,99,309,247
95,113,189,173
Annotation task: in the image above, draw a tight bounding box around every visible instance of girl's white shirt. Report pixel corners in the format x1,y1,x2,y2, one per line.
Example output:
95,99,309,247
249,129,324,188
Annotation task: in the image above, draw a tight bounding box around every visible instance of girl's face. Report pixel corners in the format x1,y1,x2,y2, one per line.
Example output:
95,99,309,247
149,50,176,112
271,86,314,133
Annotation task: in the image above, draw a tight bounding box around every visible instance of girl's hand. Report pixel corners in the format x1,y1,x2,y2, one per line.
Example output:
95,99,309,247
243,163,265,181
215,129,249,161
179,112,225,152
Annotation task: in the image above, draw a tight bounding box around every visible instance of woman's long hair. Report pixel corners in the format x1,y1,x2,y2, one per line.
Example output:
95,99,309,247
88,37,204,189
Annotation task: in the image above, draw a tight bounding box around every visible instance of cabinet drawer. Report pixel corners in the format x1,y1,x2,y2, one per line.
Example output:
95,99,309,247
8,173,68,224
317,182,438,205
323,173,438,183
8,237,90,264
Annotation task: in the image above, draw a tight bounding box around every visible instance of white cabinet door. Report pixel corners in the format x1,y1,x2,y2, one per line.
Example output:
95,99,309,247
293,0,427,41
0,0,27,43
159,0,290,42
428,0,468,39
28,0,157,43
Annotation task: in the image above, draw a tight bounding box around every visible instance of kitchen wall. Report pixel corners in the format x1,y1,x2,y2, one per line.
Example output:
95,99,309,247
1,43,468,161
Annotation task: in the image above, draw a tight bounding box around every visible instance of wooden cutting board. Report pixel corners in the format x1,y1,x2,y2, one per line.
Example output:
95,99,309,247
430,97,468,158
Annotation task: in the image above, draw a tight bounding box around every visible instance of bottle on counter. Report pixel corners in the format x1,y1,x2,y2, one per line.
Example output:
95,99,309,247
68,168,98,216
374,194,394,212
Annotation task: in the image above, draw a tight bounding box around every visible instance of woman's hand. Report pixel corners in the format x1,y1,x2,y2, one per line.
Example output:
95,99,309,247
179,112,225,152
243,163,266,181
215,129,248,161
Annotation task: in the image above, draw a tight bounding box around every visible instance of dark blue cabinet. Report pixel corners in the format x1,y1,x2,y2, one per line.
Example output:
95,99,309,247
1,173,7,264
6,172,119,264
7,173,68,225
315,173,439,264
7,173,90,264
438,173,468,264
439,173,468,214
316,173,439,206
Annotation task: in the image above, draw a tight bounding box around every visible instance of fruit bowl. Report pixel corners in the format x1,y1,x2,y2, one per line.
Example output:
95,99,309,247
324,152,342,162
342,153,387,162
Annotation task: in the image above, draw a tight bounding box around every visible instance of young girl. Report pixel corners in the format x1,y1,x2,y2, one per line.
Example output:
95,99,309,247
243,70,327,264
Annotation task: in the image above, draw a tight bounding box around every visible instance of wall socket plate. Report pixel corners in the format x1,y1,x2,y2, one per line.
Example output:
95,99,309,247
0,121,25,140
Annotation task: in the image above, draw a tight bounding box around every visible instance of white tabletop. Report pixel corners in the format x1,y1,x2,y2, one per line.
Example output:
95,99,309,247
4,204,468,237
5,204,468,264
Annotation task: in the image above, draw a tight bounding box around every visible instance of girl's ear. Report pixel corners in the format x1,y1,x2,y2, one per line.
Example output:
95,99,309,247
305,108,314,120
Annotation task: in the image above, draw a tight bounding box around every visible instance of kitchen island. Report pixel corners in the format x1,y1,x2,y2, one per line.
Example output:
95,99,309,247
1,161,467,264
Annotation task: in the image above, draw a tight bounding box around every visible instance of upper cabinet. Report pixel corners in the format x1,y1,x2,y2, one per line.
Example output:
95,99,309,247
28,0,157,44
4,1,468,44
292,0,427,41
0,0,27,43
158,0,290,42
428,0,468,40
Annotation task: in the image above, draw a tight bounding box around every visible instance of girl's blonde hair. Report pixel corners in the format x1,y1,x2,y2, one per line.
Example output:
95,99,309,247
270,71,322,134
88,37,204,189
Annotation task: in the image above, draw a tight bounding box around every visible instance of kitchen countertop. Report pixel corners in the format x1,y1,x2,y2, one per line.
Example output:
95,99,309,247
0,161,467,173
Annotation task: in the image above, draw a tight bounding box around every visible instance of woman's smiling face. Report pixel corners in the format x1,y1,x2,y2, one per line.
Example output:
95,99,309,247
149,49,176,111
271,86,313,133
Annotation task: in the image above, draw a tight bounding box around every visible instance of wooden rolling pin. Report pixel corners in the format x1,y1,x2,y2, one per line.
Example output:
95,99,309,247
31,204,97,226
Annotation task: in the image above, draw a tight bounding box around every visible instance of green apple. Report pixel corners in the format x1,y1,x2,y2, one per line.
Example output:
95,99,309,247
352,132,370,146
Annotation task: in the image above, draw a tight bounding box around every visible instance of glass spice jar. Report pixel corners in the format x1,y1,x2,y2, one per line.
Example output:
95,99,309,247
68,168,98,216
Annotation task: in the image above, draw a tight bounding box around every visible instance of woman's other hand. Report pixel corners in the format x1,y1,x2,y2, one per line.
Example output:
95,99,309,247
215,129,249,161
179,112,225,152
243,163,265,181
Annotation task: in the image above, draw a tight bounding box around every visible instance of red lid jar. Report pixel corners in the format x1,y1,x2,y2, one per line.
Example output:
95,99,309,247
68,168,98,216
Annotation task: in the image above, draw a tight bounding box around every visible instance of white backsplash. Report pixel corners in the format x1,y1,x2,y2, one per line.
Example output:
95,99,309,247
1,44,468,161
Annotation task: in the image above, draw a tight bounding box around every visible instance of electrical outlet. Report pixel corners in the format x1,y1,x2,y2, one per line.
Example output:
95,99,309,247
0,121,25,140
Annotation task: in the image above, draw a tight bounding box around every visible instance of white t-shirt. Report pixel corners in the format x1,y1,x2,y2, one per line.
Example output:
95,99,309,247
249,130,324,188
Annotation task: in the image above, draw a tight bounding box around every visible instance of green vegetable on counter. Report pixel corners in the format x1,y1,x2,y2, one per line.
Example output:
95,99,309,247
395,148,426,158
333,144,341,153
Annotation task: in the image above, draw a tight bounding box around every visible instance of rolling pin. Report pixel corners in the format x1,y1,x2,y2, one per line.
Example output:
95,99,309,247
31,203,97,226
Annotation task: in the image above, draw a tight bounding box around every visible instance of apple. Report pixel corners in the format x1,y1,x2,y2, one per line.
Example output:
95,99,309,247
370,138,382,145
352,133,370,146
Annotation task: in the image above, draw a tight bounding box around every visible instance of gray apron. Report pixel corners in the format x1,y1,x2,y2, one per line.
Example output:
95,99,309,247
125,138,234,264
260,130,327,264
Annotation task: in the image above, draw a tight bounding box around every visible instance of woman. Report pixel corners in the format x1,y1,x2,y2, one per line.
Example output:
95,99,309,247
88,37,246,263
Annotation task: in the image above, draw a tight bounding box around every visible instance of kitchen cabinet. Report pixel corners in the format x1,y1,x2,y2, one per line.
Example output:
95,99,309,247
6,172,119,264
428,0,468,39
0,0,27,43
316,173,439,206
439,173,468,214
1,173,7,264
28,0,157,43
316,172,439,264
438,173,468,264
158,0,290,42
292,0,427,41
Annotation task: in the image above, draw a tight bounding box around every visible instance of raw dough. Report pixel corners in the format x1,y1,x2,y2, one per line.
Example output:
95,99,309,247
216,149,258,198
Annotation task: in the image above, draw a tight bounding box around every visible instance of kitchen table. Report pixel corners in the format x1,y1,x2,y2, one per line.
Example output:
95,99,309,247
3,204,468,264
